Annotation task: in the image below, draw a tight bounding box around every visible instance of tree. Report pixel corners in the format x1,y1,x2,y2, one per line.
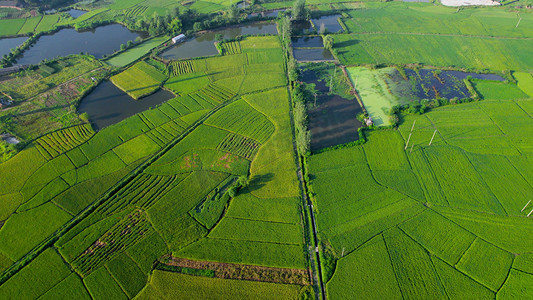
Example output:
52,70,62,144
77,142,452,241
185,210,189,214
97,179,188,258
169,18,182,35
292,0,306,20
227,4,240,20
79,112,89,122
323,35,334,51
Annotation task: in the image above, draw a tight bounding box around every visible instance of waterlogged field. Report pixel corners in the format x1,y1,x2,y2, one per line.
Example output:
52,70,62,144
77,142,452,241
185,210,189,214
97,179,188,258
309,99,533,299
0,36,309,299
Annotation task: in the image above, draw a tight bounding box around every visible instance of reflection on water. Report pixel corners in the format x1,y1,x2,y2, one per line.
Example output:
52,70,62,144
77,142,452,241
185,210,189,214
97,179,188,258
301,68,363,150
16,24,148,65
0,36,28,57
78,81,174,130
160,23,278,60
294,48,334,61
67,9,87,18
311,15,343,33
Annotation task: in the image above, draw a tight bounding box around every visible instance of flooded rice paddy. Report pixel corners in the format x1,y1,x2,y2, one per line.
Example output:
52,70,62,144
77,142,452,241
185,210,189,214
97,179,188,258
78,81,174,130
160,23,277,60
302,68,363,151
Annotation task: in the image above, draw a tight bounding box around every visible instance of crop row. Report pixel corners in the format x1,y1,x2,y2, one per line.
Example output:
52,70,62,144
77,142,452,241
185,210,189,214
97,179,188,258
221,41,242,55
98,174,181,217
72,210,154,276
201,83,235,102
35,124,95,160
205,99,275,144
217,133,260,160
170,60,195,77
124,5,148,17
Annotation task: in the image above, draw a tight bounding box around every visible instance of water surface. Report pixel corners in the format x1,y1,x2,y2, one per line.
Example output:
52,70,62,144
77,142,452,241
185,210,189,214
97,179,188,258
294,48,334,61
292,36,323,48
0,36,28,57
78,81,174,130
16,24,147,65
301,68,363,151
311,15,343,33
160,23,277,60
67,9,87,18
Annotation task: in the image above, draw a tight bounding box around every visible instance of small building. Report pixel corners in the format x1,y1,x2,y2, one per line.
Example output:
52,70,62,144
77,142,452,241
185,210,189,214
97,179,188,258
364,117,373,127
171,34,186,44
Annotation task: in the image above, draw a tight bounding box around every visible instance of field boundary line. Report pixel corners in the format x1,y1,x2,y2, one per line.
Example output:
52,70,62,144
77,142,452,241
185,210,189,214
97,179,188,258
222,216,301,225
347,31,533,41
429,207,516,255
382,233,407,300
206,236,303,247
0,95,237,286
396,226,451,299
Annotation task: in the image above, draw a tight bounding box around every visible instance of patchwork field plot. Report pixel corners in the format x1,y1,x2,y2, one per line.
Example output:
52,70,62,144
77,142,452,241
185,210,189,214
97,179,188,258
308,99,533,299
110,60,168,99
0,35,309,299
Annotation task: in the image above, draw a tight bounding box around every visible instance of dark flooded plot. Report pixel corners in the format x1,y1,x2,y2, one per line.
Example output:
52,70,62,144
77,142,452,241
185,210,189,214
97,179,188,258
292,20,313,35
292,36,323,48
16,24,148,65
0,36,27,57
311,15,343,33
67,9,87,18
78,81,174,130
294,48,334,61
160,23,277,60
388,68,505,100
302,68,363,151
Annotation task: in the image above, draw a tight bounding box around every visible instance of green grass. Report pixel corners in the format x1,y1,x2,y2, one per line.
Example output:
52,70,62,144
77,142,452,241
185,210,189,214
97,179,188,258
137,271,303,300
0,18,25,36
75,150,126,183
110,61,167,99
208,217,303,244
17,16,42,35
456,238,514,292
399,210,475,265
106,252,147,298
226,192,301,224
39,273,92,300
35,14,60,33
112,133,160,164
0,203,72,260
473,80,529,100
513,72,533,97
514,253,533,274
106,36,168,67
205,99,275,143
126,231,168,274
334,33,533,71
497,269,533,299
327,235,402,299
384,228,448,299
431,256,494,299
83,266,128,300
0,249,71,299
177,238,306,269
164,72,210,95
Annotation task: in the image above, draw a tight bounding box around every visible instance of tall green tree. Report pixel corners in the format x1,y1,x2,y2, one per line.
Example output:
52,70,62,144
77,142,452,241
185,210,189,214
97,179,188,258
292,0,306,20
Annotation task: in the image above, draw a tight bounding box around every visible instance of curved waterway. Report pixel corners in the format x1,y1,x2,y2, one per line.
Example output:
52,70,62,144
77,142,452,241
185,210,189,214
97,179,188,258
16,24,148,65
78,81,174,130
160,23,278,60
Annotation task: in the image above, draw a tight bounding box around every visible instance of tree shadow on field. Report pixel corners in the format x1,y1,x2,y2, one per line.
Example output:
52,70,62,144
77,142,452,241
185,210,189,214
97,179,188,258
334,39,361,48
242,173,274,193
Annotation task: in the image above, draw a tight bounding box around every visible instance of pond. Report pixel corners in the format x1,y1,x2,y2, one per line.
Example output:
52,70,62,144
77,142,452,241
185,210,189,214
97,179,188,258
159,23,278,60
15,24,148,65
248,9,286,18
301,68,363,151
388,68,505,100
294,48,334,61
0,36,27,57
292,36,323,48
78,81,175,130
67,9,87,18
311,14,343,33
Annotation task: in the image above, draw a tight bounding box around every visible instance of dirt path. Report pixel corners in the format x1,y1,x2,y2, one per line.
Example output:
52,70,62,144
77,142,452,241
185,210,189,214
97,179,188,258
163,256,312,285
